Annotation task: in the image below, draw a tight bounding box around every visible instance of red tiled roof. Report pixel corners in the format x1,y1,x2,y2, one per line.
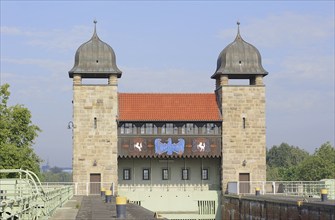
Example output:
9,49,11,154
118,93,221,121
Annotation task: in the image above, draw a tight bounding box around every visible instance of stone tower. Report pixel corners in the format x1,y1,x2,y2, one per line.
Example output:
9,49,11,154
69,21,121,194
212,23,268,193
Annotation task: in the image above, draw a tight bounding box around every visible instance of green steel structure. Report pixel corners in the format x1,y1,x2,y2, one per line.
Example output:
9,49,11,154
0,169,73,220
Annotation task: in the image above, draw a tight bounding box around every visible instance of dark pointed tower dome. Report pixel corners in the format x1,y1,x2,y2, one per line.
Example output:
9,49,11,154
69,21,122,78
211,22,268,79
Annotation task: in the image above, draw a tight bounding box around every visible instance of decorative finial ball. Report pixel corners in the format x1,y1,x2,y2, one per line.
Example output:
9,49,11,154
94,20,97,24
237,21,240,26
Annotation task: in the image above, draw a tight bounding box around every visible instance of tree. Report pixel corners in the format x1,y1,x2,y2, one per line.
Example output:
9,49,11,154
267,143,309,168
267,142,335,181
0,84,42,177
294,142,335,181
42,166,72,182
49,166,63,174
314,142,335,164
294,156,334,181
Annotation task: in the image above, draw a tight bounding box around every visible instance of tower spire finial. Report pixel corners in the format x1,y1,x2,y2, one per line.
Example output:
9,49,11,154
93,19,97,33
236,21,241,39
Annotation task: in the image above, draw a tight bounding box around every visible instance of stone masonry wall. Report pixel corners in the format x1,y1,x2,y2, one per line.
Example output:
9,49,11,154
73,84,118,193
220,85,266,193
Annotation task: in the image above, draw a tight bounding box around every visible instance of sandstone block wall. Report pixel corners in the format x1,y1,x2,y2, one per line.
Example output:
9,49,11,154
72,84,118,192
220,85,266,192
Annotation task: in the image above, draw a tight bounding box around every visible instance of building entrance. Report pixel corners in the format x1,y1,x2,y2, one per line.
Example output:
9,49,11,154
90,173,101,195
239,173,250,194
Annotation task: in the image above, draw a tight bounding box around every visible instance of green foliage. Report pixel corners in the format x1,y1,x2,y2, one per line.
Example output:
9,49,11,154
267,142,335,181
314,142,335,165
49,166,63,174
266,143,309,168
294,156,334,181
0,84,42,177
42,166,72,182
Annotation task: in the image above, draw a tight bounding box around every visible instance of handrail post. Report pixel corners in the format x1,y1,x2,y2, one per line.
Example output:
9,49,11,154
262,181,265,195
75,182,78,195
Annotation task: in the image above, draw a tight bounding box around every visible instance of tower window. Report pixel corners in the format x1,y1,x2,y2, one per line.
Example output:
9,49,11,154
239,60,242,64
94,117,97,129
243,117,246,129
96,60,99,63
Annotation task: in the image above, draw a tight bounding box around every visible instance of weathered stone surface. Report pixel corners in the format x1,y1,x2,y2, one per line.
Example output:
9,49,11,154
72,78,118,194
220,85,266,192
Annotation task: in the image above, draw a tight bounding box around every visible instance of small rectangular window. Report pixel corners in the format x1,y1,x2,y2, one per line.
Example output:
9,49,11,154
123,169,131,180
194,125,198,134
145,123,153,134
124,123,137,134
94,117,97,129
182,168,189,180
125,123,132,134
186,123,194,134
201,125,206,134
120,124,125,134
207,123,214,134
181,124,186,134
143,169,150,180
166,123,174,134
140,124,145,134
162,168,169,180
202,168,209,180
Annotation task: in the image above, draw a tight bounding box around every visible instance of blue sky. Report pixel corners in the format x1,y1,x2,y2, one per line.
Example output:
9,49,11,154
1,1,334,167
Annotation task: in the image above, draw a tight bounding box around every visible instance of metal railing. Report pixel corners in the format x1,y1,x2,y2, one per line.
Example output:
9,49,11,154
41,180,334,198
41,182,114,196
0,169,73,220
42,182,217,194
227,180,334,199
118,183,220,192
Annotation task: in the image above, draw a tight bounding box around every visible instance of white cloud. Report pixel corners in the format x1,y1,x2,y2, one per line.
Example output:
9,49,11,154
0,26,22,35
118,66,214,93
273,55,334,85
2,57,66,69
1,57,72,101
218,12,334,48
1,25,92,52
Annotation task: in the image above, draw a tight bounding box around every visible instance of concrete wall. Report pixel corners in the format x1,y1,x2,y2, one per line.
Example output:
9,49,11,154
118,158,221,189
119,189,222,220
